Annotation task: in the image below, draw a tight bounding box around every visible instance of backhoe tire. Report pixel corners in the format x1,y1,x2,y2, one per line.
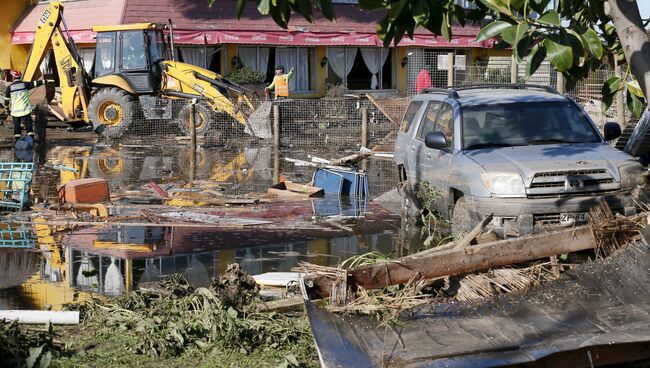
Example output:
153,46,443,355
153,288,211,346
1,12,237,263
177,103,212,136
89,87,137,140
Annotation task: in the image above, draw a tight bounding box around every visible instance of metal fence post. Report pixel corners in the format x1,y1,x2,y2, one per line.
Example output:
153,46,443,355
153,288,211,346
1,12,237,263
615,61,626,126
447,52,455,87
361,107,368,149
510,54,518,84
556,72,565,95
273,104,281,150
189,102,196,183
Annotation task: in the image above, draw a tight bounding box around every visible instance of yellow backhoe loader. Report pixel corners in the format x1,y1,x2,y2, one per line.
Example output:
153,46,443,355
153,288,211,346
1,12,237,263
21,1,272,139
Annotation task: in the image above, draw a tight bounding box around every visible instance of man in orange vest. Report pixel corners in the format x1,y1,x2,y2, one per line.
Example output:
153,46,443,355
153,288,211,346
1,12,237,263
265,65,294,99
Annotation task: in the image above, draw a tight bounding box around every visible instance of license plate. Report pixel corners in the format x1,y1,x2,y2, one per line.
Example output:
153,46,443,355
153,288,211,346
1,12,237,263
560,212,588,226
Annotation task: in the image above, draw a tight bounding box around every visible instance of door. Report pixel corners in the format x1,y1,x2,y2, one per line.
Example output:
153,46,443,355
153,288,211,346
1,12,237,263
408,101,441,202
413,102,454,214
119,30,154,93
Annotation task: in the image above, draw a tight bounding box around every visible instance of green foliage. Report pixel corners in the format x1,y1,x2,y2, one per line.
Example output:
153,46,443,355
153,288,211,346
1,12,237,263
416,182,452,249
0,320,57,368
325,83,345,98
339,252,390,269
226,65,266,84
73,271,312,360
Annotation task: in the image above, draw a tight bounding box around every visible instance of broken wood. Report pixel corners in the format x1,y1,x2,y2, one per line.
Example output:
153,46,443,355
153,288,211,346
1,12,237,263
261,296,305,313
284,157,354,172
453,214,493,249
306,225,596,296
148,181,169,199
268,181,324,198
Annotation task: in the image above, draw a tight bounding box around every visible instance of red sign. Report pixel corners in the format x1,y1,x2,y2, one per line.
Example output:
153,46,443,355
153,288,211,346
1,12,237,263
11,30,96,44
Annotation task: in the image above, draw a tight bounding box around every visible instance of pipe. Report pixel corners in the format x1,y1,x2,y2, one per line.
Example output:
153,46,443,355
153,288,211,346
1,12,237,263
168,19,176,62
0,310,80,325
162,90,206,100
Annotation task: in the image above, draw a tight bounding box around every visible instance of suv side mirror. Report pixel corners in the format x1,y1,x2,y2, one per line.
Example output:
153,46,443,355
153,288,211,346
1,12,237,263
603,122,621,141
425,131,447,150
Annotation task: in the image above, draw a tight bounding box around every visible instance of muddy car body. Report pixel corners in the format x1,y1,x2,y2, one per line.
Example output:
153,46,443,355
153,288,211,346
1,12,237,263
394,85,647,235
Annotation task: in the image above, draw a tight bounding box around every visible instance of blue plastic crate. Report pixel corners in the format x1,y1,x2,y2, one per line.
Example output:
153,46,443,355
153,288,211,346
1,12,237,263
0,223,36,248
0,162,34,210
313,168,368,198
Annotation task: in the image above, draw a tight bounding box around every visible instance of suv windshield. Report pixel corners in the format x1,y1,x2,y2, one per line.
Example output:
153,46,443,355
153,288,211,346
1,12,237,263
462,101,601,150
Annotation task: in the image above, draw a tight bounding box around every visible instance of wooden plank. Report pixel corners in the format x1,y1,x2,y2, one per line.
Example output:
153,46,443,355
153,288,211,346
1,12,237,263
261,296,307,313
308,226,595,295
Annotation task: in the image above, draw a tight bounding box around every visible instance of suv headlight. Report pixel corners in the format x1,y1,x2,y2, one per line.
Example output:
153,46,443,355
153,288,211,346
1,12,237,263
481,173,526,197
620,163,648,190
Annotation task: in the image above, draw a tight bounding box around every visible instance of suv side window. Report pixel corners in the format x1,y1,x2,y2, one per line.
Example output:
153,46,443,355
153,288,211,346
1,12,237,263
436,103,454,149
400,101,423,133
416,102,442,140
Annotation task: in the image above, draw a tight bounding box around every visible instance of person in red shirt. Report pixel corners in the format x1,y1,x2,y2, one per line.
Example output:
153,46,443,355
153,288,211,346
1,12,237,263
415,69,432,94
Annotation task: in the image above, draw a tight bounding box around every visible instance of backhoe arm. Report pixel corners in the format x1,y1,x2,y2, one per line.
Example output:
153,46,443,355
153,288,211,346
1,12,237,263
161,61,256,126
23,1,90,121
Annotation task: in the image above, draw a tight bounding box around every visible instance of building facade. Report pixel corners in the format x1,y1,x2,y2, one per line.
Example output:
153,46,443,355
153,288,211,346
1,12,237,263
4,0,521,96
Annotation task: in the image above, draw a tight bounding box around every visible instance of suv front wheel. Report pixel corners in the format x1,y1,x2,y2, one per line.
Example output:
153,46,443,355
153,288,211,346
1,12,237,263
451,196,474,238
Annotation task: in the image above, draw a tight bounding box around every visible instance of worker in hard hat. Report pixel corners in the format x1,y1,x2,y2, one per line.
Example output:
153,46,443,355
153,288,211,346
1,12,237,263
265,65,294,99
3,70,54,141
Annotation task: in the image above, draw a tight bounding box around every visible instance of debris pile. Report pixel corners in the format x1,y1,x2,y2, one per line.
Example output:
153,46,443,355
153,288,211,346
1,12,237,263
74,266,311,358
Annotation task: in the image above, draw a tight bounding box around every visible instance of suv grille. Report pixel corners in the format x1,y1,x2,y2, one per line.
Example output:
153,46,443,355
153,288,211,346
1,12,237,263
527,169,619,197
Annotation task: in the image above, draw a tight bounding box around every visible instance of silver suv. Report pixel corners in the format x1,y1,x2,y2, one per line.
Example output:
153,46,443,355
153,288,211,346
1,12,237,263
394,85,647,236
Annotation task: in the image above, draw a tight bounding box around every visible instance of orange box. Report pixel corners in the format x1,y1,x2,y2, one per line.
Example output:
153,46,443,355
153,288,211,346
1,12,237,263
58,178,110,204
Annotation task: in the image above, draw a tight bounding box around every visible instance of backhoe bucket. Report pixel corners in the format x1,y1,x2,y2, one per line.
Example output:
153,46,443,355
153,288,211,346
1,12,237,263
245,100,274,139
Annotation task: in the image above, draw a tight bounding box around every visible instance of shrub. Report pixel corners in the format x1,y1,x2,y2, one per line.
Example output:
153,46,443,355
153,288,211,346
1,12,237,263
226,66,266,84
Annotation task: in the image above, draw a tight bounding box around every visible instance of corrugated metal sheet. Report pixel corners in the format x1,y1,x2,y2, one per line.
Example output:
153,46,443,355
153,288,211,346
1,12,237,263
122,0,481,36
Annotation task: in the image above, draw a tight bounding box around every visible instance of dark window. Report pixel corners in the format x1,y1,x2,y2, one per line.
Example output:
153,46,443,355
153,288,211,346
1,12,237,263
416,102,442,140
400,101,423,133
462,101,601,150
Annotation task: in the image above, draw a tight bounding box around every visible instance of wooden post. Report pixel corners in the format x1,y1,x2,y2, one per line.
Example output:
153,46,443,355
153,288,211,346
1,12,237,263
556,72,565,95
510,54,518,84
189,103,196,183
273,104,281,150
273,148,280,184
447,52,455,87
615,61,626,126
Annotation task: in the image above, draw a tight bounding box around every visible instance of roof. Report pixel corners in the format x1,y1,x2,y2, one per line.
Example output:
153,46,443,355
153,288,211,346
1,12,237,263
122,0,481,36
12,0,127,32
414,87,567,107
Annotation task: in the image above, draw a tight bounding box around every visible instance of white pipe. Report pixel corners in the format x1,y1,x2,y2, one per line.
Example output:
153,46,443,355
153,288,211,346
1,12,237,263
0,310,80,325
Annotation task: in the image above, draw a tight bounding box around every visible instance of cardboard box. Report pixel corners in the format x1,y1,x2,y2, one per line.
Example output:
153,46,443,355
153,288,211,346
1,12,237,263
58,178,110,204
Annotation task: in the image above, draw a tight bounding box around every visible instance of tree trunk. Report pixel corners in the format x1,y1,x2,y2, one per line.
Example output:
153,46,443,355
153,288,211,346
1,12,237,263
606,0,650,99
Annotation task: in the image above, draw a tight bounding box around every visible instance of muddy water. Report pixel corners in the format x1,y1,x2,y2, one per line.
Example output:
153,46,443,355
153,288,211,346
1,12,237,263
0,141,408,310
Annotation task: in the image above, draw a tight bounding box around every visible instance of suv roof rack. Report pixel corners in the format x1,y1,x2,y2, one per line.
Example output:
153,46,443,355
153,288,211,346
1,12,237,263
421,84,559,98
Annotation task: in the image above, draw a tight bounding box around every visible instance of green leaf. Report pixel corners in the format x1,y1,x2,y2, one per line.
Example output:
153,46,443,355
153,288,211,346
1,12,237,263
627,80,645,98
359,0,385,11
388,0,408,21
581,29,603,59
466,8,488,21
441,12,451,41
537,9,561,26
38,351,52,368
544,37,573,72
257,0,270,15
317,0,336,21
412,0,429,26
453,4,466,27
601,76,622,112
515,35,532,61
476,21,512,42
526,44,546,77
27,345,44,368
628,90,644,118
478,0,511,14
565,29,584,65
294,0,314,22
236,0,247,18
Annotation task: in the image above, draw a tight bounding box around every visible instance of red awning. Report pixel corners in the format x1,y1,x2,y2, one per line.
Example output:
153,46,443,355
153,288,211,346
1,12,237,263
204,31,493,48
11,30,96,44
12,29,493,48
